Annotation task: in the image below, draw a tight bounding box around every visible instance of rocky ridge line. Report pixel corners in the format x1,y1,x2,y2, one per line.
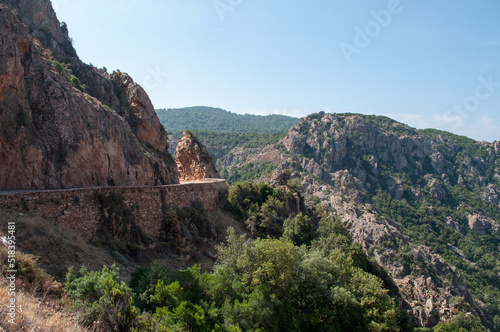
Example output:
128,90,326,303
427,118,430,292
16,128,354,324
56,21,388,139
222,112,500,328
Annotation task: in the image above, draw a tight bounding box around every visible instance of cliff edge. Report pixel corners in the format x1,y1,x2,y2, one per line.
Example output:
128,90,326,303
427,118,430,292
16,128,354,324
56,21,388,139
0,0,179,189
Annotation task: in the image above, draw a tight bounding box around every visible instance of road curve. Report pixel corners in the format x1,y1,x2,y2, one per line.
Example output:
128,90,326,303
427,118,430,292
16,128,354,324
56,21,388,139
0,179,227,196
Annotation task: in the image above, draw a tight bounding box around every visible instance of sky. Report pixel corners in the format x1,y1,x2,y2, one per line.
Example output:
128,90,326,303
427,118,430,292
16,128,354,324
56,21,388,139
52,0,500,142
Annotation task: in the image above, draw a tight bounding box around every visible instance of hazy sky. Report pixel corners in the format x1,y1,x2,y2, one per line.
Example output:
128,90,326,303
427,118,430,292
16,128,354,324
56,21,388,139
52,0,500,142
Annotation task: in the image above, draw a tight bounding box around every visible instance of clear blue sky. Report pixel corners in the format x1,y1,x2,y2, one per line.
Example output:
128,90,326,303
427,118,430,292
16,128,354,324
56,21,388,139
52,0,500,142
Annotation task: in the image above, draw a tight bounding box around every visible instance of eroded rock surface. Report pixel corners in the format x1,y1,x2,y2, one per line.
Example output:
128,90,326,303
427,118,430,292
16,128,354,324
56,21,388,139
468,213,499,235
176,131,220,182
222,112,499,328
0,1,178,189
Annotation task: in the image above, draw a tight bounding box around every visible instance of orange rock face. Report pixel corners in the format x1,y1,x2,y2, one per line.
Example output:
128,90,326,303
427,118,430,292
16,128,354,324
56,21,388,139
0,3,178,189
176,132,221,182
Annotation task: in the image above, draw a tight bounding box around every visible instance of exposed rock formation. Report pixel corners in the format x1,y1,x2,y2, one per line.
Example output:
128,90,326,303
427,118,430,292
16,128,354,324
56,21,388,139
468,213,499,235
446,216,463,234
222,112,500,328
395,246,478,327
0,1,178,189
176,131,220,182
0,0,75,60
426,176,447,202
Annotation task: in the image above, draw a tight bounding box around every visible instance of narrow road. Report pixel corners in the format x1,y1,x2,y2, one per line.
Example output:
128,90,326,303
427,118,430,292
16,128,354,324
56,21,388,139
0,179,226,196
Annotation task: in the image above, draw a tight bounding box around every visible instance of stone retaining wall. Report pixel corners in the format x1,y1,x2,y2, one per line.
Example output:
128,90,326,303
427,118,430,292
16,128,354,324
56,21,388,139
0,180,229,240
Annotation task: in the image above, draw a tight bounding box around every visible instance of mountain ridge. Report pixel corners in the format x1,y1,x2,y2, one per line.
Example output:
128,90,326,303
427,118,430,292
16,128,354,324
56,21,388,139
157,106,299,134
222,111,500,329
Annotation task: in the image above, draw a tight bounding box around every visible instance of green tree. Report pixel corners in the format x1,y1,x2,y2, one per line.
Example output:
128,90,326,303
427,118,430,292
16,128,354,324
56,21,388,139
208,228,401,331
149,281,208,331
283,212,315,246
433,313,486,332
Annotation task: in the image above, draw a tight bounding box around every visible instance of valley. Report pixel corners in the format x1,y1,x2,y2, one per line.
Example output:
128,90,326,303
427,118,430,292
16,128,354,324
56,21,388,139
0,0,498,331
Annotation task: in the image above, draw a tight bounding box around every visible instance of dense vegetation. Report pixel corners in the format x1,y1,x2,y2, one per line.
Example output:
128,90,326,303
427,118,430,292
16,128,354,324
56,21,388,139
224,178,306,238
366,134,500,329
3,228,484,331
222,162,278,185
157,106,298,134
62,179,416,331
265,113,499,330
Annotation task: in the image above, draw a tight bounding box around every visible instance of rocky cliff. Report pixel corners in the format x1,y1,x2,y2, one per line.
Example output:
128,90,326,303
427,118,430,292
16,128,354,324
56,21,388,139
0,0,178,189
223,112,500,330
0,0,74,60
176,131,221,182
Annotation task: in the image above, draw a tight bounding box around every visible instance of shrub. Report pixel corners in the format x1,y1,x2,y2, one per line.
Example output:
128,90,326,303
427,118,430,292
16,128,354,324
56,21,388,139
210,229,401,331
433,313,486,332
65,265,139,331
48,59,85,92
70,76,85,92
49,59,72,80
130,263,206,313
150,281,208,331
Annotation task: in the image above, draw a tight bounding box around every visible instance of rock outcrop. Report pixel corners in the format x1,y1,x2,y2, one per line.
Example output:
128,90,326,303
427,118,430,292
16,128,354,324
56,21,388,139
0,0,75,60
395,246,479,327
0,1,178,189
467,213,499,235
176,131,220,182
222,112,500,328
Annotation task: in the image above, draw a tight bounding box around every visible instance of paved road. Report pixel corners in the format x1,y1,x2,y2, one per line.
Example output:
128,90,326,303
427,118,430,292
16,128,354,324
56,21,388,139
0,179,226,196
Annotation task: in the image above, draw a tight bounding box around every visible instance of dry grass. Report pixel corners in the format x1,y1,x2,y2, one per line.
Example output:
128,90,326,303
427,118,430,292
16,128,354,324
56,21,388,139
0,278,86,332
0,231,86,331
207,209,247,240
0,210,129,281
0,247,85,331
0,246,60,299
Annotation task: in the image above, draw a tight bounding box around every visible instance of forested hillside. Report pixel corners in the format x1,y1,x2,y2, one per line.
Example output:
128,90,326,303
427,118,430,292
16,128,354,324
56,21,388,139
158,107,499,329
156,106,298,134
222,112,500,330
